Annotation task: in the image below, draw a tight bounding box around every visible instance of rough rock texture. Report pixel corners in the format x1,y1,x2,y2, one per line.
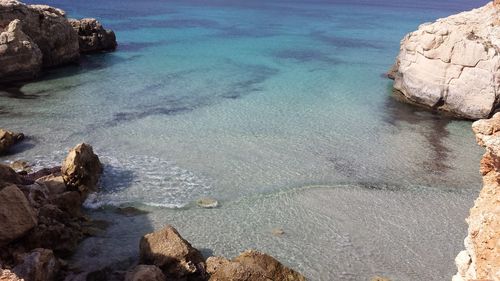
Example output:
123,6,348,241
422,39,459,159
390,2,500,119
0,0,80,68
125,265,166,281
13,248,59,281
0,129,24,155
61,143,103,196
0,19,42,83
0,184,37,247
0,269,23,281
206,251,306,281
69,18,117,53
139,225,206,280
0,163,25,188
453,112,500,280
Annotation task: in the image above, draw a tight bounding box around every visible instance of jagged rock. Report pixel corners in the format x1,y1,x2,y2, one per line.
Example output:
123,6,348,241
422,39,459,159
125,265,166,281
0,269,23,281
0,184,37,247
0,0,80,68
0,164,25,188
139,225,206,280
24,167,61,183
61,143,103,196
35,174,66,196
207,250,306,281
13,248,60,281
453,112,500,280
390,2,500,119
0,129,24,155
0,19,42,83
69,18,116,53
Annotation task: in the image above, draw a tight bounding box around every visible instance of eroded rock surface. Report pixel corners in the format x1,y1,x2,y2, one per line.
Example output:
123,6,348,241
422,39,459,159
139,225,206,280
69,18,117,53
390,2,500,119
125,265,166,281
61,143,103,196
453,112,500,280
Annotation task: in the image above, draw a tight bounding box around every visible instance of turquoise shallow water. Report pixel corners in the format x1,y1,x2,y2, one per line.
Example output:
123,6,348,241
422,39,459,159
0,0,490,280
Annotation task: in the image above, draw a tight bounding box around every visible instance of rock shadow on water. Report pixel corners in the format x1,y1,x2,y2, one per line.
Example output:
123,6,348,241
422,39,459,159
383,86,454,175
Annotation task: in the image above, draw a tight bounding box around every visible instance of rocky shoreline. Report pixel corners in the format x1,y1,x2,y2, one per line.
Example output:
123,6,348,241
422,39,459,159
0,136,306,281
389,1,500,120
0,0,116,84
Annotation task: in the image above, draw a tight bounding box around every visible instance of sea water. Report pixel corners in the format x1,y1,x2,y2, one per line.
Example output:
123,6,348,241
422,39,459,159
0,0,489,280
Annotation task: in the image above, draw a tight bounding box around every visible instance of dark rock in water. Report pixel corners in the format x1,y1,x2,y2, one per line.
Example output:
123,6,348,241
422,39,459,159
115,206,149,217
196,197,219,208
139,225,206,280
9,160,32,174
0,129,24,155
69,18,117,53
13,248,60,281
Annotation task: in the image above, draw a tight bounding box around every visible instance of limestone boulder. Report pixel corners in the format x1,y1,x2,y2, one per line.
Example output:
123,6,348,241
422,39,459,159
69,18,117,53
0,184,37,247
61,143,103,196
453,112,500,280
0,0,80,68
390,2,500,119
125,265,166,281
139,225,206,280
0,19,42,83
0,269,23,281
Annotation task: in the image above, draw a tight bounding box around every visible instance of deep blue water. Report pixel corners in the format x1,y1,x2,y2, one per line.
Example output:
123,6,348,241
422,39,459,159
1,0,490,280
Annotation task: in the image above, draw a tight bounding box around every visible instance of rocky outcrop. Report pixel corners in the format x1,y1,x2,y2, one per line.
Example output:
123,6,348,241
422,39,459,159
139,225,206,281
0,0,116,83
0,129,24,155
0,143,103,280
69,18,117,53
0,19,42,83
390,1,500,120
0,0,80,68
61,143,103,196
453,112,500,280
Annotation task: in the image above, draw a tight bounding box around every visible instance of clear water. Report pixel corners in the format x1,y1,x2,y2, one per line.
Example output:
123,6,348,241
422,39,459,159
0,0,489,280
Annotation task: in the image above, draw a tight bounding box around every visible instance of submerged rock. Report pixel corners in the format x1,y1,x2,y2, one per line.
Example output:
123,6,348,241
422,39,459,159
61,143,103,196
196,197,219,208
453,112,500,280
0,129,24,155
139,225,206,280
69,18,117,53
9,160,32,174
390,2,500,119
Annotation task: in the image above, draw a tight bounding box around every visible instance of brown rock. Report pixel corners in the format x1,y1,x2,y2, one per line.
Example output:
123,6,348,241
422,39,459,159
139,225,205,280
206,251,306,281
0,0,80,68
0,129,24,155
0,269,23,281
0,19,42,83
69,18,117,53
453,112,500,281
9,160,32,174
61,143,103,196
0,164,24,188
13,248,60,281
0,184,37,247
24,167,61,183
125,265,166,281
234,250,306,281
48,191,82,217
35,175,66,196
